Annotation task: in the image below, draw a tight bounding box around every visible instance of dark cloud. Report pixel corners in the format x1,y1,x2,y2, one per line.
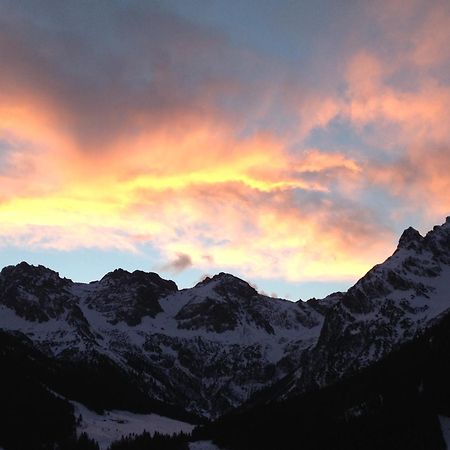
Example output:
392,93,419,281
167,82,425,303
0,0,282,152
162,252,193,273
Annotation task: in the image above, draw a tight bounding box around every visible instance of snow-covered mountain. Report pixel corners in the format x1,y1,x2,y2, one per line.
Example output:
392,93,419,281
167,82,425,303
274,216,450,399
1,217,450,421
0,265,323,419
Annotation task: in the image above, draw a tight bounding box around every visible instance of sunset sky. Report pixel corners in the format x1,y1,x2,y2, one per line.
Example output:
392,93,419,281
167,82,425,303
1,0,450,300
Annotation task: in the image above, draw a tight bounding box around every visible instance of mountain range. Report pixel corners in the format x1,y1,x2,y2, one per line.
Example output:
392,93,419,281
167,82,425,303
1,217,450,449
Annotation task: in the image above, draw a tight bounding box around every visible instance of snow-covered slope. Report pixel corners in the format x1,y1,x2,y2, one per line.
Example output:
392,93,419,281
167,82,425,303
439,416,450,450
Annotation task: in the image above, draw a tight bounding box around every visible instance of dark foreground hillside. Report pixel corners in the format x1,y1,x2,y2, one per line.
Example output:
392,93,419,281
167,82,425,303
0,331,89,450
0,331,195,450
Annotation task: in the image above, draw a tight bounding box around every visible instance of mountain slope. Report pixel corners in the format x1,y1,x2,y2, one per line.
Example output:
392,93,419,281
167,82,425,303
196,310,450,450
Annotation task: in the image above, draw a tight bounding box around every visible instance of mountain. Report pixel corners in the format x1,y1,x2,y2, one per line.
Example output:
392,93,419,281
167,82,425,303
272,216,450,400
0,265,324,419
1,217,450,449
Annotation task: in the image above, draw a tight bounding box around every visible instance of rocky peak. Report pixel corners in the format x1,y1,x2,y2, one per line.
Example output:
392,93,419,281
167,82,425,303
397,227,423,251
100,267,129,281
176,273,320,335
423,219,450,263
195,272,258,299
1,262,70,287
0,262,74,322
212,272,247,282
87,269,177,326
197,272,246,285
100,269,178,292
178,273,272,333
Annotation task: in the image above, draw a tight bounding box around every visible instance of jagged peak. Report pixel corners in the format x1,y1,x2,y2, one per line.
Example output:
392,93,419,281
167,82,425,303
426,217,450,235
100,269,178,291
196,272,249,287
397,226,423,250
1,261,68,282
212,272,247,283
421,217,450,259
194,272,258,298
441,216,450,231
100,268,131,281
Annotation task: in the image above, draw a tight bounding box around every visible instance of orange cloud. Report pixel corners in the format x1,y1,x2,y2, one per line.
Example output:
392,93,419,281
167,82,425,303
345,55,450,146
0,90,383,283
341,9,450,221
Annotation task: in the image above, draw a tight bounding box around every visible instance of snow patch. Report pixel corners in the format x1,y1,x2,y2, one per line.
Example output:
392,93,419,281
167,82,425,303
72,401,195,450
439,415,450,449
189,441,221,450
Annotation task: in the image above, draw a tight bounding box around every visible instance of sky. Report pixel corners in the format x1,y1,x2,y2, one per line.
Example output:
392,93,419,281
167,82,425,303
0,0,450,300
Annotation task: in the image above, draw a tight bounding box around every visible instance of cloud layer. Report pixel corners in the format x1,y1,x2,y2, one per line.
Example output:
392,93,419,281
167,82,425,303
0,0,449,286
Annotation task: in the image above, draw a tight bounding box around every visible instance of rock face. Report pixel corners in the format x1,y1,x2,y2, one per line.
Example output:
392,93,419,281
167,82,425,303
1,217,450,419
0,262,74,322
85,269,177,326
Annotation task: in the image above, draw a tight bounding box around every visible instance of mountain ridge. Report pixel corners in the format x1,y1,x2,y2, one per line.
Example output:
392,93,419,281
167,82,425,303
0,217,450,423
0,259,324,419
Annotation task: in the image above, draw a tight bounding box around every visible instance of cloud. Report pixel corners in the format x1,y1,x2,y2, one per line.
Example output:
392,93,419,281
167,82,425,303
0,0,287,154
337,1,450,222
0,0,449,287
161,252,193,273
